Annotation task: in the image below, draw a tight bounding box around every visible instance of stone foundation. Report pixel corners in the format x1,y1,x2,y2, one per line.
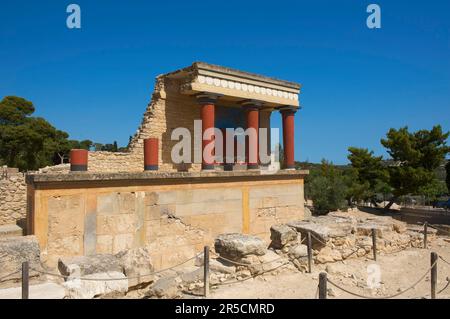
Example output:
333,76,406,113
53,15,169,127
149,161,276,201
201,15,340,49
26,170,307,268
271,211,434,267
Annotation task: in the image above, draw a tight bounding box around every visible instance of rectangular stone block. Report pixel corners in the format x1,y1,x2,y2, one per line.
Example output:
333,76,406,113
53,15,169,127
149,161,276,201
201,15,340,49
118,192,137,214
96,214,136,235
96,235,113,254
113,233,134,254
144,192,159,206
262,196,278,208
48,195,85,237
97,193,119,215
145,205,161,221
47,235,83,257
156,191,177,205
84,212,97,256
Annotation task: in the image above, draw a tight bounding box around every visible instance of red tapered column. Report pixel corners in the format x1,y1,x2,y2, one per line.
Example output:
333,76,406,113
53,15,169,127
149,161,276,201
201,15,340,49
144,138,158,171
281,108,296,169
70,149,88,171
243,101,261,170
198,94,218,170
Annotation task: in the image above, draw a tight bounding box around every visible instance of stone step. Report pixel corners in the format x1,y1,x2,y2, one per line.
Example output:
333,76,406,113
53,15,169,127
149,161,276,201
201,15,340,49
0,224,23,238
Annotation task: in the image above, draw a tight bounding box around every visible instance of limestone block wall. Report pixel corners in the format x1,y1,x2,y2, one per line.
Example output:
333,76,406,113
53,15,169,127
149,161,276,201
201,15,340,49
0,168,27,226
27,173,306,269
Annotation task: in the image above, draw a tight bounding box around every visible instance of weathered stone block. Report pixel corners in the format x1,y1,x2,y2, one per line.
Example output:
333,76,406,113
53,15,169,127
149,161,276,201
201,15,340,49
145,205,161,221
0,235,41,282
287,220,330,248
214,233,267,260
63,271,128,299
115,246,154,288
113,233,134,253
96,235,113,254
58,254,122,277
117,192,136,214
288,244,308,259
145,192,159,206
97,193,119,214
146,276,182,299
84,212,97,256
270,224,298,249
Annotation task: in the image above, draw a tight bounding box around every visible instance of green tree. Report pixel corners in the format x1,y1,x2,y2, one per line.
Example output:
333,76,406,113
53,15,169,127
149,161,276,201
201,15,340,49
381,126,450,207
306,160,347,214
418,179,448,203
342,168,370,205
347,147,391,205
0,96,92,170
446,161,450,194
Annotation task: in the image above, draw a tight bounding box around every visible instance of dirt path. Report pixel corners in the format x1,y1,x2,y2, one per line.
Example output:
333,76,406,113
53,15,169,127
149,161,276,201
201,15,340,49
210,237,450,299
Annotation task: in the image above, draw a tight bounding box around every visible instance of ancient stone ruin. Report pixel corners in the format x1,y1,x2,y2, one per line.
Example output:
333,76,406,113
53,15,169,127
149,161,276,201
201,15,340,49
1,63,447,299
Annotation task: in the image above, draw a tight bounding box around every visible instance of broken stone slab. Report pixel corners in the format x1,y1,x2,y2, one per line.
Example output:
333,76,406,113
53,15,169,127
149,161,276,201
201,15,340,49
180,268,203,284
288,244,308,259
270,224,298,249
115,247,154,289
238,251,286,275
146,275,182,299
195,255,236,274
287,220,329,248
63,271,128,299
315,215,355,237
315,247,342,264
357,216,406,237
356,223,392,238
258,250,287,272
58,254,122,279
214,233,267,260
0,235,41,282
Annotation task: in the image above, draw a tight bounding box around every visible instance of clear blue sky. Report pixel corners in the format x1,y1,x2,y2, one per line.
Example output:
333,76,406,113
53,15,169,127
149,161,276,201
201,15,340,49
1,0,449,164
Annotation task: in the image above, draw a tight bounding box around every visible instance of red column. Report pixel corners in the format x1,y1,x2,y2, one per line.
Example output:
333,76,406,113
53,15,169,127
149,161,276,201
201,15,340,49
243,101,261,170
281,108,296,169
144,138,158,170
197,94,217,170
70,149,88,171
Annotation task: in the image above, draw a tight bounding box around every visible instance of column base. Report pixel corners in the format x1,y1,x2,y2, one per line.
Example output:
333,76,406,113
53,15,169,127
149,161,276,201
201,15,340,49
224,164,234,171
283,165,296,170
247,164,260,170
202,164,215,170
70,165,88,172
144,165,158,171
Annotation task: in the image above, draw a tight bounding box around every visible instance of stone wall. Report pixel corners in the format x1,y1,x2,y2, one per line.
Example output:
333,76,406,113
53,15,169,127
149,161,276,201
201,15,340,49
0,167,27,226
27,171,306,268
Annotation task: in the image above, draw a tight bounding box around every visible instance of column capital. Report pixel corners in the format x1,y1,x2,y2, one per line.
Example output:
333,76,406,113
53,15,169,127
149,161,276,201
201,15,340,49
279,106,298,115
196,92,222,105
241,99,264,110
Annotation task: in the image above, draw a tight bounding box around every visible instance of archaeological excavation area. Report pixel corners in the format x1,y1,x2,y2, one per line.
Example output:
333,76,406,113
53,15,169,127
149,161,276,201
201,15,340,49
0,63,449,299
